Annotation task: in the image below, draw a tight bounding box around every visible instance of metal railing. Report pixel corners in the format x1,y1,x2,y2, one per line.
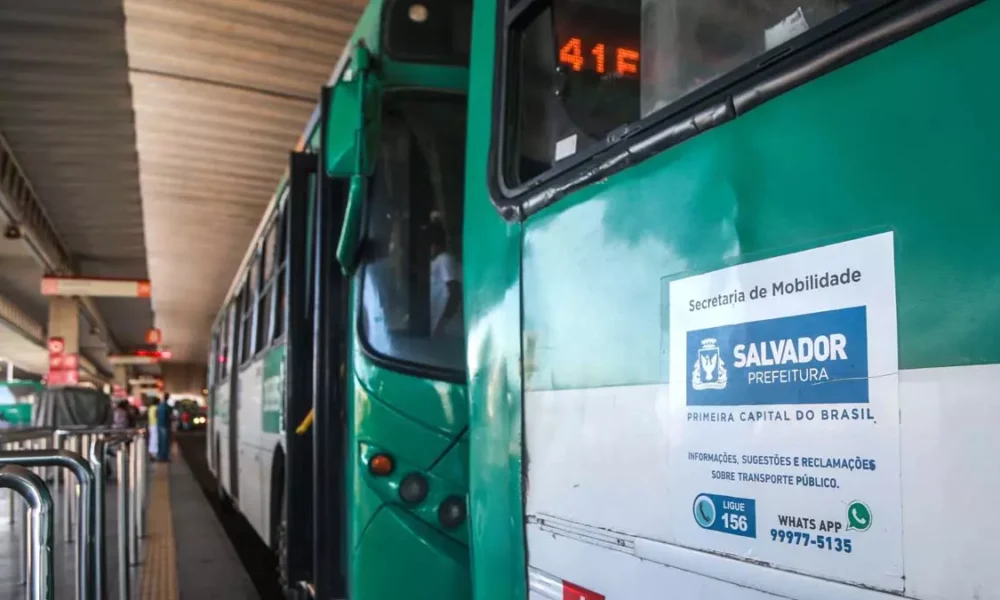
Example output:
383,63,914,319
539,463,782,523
0,426,148,600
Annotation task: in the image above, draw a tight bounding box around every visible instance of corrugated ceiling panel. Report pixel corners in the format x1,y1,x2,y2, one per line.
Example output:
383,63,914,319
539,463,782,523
125,0,366,361
0,0,153,354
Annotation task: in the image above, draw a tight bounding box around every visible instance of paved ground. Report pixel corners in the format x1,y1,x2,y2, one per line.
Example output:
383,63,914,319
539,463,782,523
170,446,259,599
176,432,281,600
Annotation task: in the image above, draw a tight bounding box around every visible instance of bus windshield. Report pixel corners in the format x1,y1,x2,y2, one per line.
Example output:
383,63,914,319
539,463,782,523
360,91,467,375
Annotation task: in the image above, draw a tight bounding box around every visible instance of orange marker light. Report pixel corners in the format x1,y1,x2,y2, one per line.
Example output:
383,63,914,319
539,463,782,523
369,454,394,476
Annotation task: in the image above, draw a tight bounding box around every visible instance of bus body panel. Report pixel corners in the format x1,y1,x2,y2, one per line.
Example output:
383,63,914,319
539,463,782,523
207,1,473,596
260,343,285,547
237,359,264,538
463,0,528,599
213,382,232,497
467,0,1000,599
225,343,285,545
344,156,471,596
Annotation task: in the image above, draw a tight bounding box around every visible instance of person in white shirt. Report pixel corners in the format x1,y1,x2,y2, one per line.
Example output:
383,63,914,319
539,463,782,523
428,221,462,338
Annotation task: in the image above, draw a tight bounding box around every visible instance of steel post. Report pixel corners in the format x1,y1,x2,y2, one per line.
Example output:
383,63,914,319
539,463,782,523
115,441,130,600
128,436,139,565
0,449,96,600
136,436,147,538
51,431,63,493
89,436,107,600
0,465,54,600
40,437,49,483
79,434,88,483
21,496,29,585
6,442,14,525
55,431,73,542
67,435,79,543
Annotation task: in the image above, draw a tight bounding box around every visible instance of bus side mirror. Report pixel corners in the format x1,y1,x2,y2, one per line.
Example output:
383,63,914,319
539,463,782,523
328,43,378,275
326,44,378,178
336,174,366,275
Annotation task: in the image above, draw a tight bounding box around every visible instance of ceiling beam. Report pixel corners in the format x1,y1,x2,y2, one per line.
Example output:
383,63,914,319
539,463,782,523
0,129,121,356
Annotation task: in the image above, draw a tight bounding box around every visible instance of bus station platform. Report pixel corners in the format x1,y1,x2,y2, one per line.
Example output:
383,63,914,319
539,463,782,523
0,442,258,599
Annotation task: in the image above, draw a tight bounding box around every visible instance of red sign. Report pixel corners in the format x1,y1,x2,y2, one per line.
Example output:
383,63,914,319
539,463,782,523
47,337,65,356
558,37,639,77
145,328,162,345
47,369,79,387
108,348,172,365
41,276,152,298
563,581,604,600
41,278,59,296
46,338,79,388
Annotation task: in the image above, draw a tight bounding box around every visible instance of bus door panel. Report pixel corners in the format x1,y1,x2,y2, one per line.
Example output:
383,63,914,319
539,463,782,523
285,150,319,588
312,166,349,599
228,327,240,500
238,362,265,534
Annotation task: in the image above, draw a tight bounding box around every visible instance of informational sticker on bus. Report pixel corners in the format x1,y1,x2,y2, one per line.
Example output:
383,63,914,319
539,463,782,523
262,345,285,434
666,232,903,591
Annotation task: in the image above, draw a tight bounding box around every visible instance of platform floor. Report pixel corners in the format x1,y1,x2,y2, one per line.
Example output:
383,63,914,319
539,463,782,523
0,445,258,599
167,447,258,599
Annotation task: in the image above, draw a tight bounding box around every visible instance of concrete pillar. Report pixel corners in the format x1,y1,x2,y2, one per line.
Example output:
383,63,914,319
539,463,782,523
47,297,79,353
113,365,128,388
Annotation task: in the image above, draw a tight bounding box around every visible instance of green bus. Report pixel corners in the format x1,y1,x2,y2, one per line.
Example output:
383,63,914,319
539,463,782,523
463,0,996,599
205,0,471,597
0,380,39,425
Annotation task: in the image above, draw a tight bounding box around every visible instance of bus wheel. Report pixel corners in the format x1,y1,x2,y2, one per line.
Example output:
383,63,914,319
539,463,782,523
275,492,298,599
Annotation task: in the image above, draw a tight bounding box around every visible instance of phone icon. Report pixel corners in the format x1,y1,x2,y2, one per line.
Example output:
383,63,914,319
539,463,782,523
693,495,716,528
847,501,872,532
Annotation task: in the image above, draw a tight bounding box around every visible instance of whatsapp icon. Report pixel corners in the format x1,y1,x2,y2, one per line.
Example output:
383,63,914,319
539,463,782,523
847,501,872,532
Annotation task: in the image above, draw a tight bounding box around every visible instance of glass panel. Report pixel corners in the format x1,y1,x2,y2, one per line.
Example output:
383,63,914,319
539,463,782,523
262,221,277,281
506,0,864,187
384,0,473,65
239,283,253,363
221,305,232,379
249,253,261,294
274,266,287,338
242,315,253,363
360,92,467,373
257,285,273,351
277,206,288,266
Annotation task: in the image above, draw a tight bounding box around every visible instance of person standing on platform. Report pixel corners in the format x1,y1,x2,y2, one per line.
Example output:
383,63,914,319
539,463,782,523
156,394,172,461
112,400,130,428
148,397,160,460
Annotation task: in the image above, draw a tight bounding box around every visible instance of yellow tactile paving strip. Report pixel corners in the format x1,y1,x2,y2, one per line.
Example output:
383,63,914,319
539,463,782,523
139,460,179,600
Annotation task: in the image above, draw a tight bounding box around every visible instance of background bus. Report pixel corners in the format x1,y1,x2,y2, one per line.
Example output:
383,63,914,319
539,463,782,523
0,379,39,426
205,0,472,597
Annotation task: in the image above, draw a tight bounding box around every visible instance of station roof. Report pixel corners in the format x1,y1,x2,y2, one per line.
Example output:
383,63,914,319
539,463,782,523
0,0,365,377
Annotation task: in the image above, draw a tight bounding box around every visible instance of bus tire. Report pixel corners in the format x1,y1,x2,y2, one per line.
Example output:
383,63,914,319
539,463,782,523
276,494,294,598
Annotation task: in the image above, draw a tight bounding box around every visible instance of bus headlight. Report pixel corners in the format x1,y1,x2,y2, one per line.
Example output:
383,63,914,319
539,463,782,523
398,473,428,505
437,496,466,529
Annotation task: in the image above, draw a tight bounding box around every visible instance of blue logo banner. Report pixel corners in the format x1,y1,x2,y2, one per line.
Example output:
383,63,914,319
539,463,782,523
686,306,868,406
693,493,757,538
